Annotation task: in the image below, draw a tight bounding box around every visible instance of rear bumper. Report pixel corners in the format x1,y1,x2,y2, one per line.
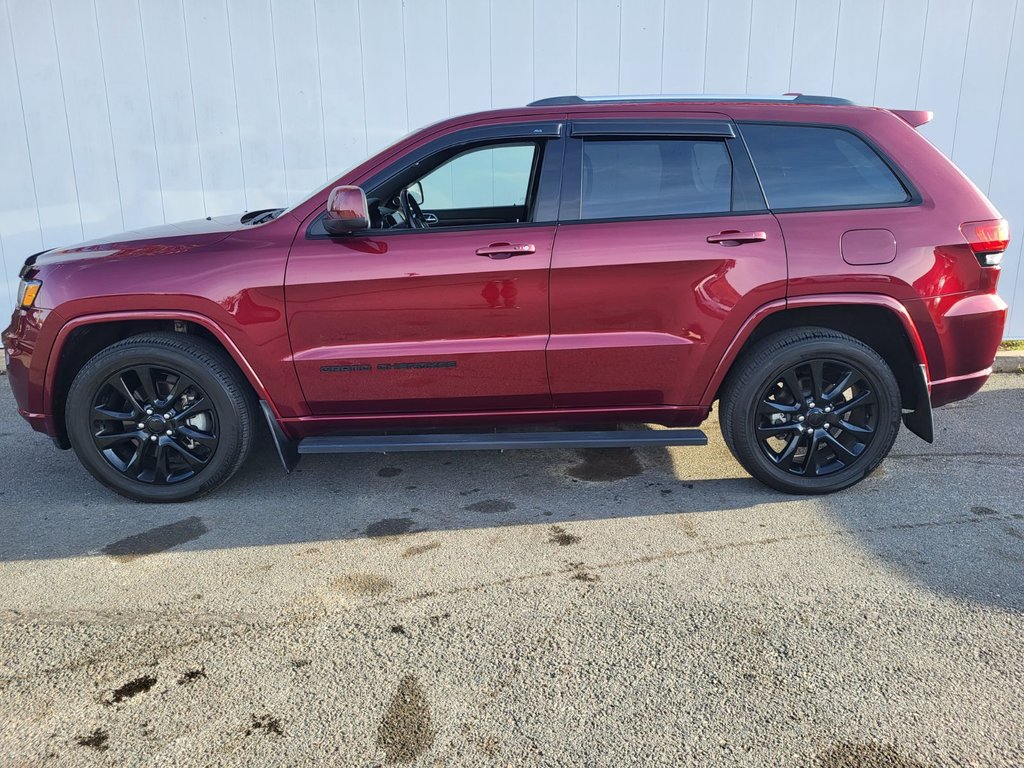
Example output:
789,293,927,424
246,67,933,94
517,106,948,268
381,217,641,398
916,291,1006,408
930,367,991,409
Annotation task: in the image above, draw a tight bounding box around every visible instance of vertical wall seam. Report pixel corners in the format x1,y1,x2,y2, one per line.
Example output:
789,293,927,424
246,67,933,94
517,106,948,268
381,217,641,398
871,0,886,103
136,0,167,223
828,0,841,94
4,0,44,247
913,0,931,108
91,0,125,231
787,0,799,91
658,0,667,92
268,0,290,202
47,0,85,240
223,0,249,210
948,0,976,161
179,0,209,216
986,0,1019,194
311,0,329,182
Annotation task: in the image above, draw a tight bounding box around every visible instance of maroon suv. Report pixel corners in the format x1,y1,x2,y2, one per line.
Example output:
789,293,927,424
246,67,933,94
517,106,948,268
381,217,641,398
3,94,1009,502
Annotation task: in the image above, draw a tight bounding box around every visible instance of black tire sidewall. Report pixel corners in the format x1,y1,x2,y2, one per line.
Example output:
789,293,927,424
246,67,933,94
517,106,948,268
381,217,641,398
67,342,246,502
724,336,901,494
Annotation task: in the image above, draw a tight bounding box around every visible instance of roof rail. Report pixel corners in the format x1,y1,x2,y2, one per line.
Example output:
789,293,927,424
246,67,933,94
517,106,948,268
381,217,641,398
527,93,856,107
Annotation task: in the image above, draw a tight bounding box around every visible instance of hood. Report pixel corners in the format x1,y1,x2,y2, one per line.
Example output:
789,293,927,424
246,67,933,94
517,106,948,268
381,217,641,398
30,213,255,269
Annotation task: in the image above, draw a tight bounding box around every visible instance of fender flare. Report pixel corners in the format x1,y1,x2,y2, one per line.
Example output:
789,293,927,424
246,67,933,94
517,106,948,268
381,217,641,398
702,294,933,441
44,309,282,420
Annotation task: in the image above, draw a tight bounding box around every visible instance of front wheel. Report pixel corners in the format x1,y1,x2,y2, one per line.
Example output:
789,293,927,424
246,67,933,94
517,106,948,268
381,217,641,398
66,332,256,502
719,327,902,494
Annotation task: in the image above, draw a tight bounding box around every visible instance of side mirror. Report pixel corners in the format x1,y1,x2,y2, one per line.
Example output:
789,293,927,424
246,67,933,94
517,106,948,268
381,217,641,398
324,185,370,235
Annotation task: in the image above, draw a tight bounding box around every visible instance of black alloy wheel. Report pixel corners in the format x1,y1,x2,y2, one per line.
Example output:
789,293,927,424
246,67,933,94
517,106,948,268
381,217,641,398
719,327,902,494
755,358,878,477
90,365,220,485
66,332,255,502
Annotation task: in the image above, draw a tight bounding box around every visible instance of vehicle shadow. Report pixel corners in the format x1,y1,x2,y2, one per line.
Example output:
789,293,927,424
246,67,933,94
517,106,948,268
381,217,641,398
1,381,1021,610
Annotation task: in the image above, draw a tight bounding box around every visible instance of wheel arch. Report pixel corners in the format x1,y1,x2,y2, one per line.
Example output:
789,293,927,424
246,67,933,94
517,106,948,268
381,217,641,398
705,295,933,441
45,311,275,448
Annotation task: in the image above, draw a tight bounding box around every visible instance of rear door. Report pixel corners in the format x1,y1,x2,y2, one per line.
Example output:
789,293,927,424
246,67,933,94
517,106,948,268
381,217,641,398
547,113,787,407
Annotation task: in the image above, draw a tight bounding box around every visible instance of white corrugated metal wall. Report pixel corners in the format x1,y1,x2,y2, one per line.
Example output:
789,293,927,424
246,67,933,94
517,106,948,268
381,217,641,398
1,0,1021,336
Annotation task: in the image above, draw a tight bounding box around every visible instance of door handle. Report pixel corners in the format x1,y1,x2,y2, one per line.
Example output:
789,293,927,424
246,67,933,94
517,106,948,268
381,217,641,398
476,242,536,259
706,230,767,246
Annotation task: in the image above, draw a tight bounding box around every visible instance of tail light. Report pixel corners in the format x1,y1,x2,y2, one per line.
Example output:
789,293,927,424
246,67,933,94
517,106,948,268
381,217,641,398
960,219,1009,266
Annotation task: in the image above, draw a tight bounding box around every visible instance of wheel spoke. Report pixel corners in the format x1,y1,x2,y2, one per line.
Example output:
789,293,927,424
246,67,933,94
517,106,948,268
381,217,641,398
782,369,804,402
109,375,146,416
94,430,144,449
808,360,826,402
824,368,856,401
175,396,209,423
132,365,160,405
774,433,803,471
756,422,800,437
757,398,801,416
177,426,219,450
94,404,135,422
833,389,876,417
821,431,861,464
166,437,210,469
158,374,197,410
836,419,873,435
802,431,822,475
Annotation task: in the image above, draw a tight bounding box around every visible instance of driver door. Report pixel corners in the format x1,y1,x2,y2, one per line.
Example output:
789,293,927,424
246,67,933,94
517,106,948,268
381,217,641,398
285,129,563,416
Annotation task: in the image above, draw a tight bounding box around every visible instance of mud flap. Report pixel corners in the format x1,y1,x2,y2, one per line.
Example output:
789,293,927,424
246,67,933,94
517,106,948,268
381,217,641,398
259,400,300,472
902,364,934,443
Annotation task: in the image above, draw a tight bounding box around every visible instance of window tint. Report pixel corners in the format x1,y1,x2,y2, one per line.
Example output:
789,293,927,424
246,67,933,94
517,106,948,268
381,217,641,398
581,139,733,219
741,124,909,209
418,144,536,210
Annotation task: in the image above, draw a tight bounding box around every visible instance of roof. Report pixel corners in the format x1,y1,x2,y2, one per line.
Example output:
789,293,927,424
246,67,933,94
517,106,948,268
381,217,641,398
527,93,856,107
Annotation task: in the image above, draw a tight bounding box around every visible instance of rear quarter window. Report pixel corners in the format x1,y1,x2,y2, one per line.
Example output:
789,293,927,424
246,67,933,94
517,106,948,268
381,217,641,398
740,123,910,210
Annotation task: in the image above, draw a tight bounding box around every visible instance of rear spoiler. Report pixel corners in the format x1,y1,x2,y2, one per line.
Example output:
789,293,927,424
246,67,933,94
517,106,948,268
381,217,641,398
891,109,933,128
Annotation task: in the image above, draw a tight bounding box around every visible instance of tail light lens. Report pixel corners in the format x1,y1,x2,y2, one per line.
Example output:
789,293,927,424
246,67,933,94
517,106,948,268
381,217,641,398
960,219,1009,266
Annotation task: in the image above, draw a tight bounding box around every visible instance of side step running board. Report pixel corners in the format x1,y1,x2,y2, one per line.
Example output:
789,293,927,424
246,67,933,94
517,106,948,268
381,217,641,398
298,429,707,455
260,401,706,474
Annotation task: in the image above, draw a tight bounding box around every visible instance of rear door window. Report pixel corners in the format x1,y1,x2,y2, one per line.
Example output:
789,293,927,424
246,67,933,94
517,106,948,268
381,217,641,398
580,138,733,219
740,123,910,210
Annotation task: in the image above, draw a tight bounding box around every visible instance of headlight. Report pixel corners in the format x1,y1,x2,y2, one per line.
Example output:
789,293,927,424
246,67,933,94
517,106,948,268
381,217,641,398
16,279,42,309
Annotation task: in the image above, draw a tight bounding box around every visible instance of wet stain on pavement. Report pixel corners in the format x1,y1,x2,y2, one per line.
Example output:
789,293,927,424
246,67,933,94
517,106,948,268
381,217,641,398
971,506,999,516
366,517,416,538
102,516,207,561
377,674,435,764
108,675,157,704
377,466,403,478
568,562,600,583
566,448,642,481
678,519,699,539
333,573,394,596
548,526,580,546
816,742,927,768
402,542,440,558
75,728,109,751
464,499,515,514
246,714,283,737
177,669,205,685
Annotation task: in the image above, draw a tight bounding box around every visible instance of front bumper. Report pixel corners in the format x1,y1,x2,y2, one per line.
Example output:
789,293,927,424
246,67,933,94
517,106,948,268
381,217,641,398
2,307,56,437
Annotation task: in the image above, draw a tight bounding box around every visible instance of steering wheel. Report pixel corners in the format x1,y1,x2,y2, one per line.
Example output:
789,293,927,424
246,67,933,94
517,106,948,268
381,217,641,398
399,188,429,229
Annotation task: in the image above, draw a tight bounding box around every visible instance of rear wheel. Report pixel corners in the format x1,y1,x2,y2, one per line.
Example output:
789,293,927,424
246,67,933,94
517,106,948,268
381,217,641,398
719,327,901,494
66,332,256,502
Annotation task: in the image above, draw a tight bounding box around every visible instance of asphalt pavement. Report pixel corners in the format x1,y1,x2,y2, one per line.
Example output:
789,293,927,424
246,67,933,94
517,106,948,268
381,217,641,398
1,374,1022,766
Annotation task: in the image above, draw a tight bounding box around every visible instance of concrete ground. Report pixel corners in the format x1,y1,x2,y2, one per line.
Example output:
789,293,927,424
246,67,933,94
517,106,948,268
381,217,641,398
0,375,1022,767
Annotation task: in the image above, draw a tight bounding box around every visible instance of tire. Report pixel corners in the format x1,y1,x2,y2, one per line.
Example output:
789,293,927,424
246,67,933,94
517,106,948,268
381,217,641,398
66,332,256,502
718,327,901,495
